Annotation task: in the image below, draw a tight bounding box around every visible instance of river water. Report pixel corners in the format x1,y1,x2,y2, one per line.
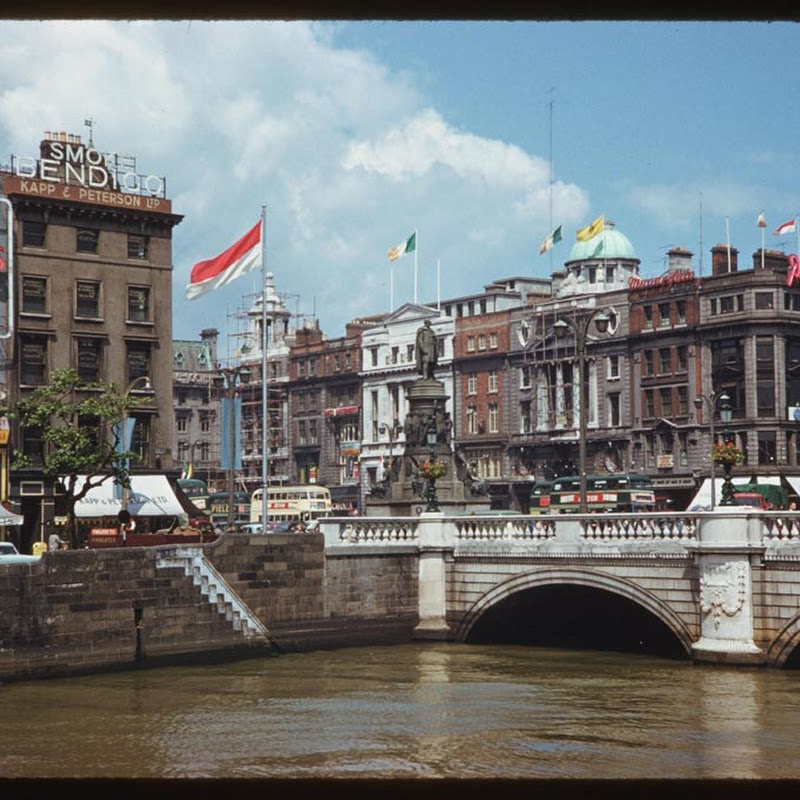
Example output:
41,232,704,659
1,643,799,780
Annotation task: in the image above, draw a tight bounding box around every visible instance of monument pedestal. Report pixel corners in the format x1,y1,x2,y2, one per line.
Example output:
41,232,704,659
366,378,490,517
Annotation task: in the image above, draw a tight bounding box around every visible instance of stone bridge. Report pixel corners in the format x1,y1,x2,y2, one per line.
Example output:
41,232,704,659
318,510,800,667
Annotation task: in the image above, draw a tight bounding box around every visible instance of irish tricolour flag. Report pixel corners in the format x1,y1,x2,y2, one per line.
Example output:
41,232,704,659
387,232,416,262
186,220,262,301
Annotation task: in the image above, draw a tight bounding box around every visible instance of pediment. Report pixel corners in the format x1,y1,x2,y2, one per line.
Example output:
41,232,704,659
383,303,440,325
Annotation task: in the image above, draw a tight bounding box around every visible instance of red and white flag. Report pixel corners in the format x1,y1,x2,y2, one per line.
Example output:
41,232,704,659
774,218,797,237
185,220,262,301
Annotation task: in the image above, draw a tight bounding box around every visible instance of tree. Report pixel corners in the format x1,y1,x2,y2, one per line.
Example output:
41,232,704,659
10,369,147,548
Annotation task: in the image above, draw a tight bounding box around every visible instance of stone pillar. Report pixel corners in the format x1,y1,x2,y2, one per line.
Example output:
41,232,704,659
412,511,454,640
688,510,766,665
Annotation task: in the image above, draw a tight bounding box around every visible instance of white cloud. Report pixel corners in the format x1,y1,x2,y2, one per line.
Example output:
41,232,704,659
0,20,589,343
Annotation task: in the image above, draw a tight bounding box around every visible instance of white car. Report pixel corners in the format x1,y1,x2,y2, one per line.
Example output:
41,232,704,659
0,541,41,564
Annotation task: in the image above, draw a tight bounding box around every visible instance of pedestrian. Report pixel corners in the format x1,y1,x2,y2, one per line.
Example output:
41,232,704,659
48,532,63,552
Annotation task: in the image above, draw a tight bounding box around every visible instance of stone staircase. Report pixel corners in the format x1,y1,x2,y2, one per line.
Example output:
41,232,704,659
156,547,271,643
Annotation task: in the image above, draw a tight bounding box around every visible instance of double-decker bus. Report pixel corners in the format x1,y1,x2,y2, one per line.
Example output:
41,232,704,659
208,491,251,528
528,480,553,514
546,473,656,513
176,478,210,514
250,485,333,525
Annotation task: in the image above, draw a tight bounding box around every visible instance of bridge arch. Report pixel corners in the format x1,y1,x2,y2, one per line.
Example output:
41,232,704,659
766,616,800,668
453,566,695,656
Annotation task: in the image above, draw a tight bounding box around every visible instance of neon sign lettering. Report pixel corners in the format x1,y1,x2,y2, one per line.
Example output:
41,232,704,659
787,254,800,287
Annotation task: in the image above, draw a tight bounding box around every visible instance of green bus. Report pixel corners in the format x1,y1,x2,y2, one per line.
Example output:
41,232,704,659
547,473,656,513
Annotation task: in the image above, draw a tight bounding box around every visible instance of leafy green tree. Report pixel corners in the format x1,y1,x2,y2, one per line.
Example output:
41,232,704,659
11,369,147,548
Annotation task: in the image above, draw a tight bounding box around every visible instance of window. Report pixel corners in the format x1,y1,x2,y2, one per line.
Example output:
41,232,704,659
22,220,45,247
607,354,620,380
298,393,306,411
309,419,318,443
406,344,414,362
76,338,102,382
333,354,341,371
644,389,655,419
720,296,734,314
20,336,47,385
371,391,378,442
488,370,498,393
128,235,148,259
520,400,532,434
677,385,688,417
129,413,150,464
520,366,532,389
488,403,499,433
676,345,687,373
478,334,486,351
758,431,776,466
676,300,686,324
755,292,774,310
658,303,671,328
126,341,150,384
605,265,615,283
467,335,476,352
466,405,478,435
658,348,672,375
608,393,621,427
177,416,188,433
370,348,378,367
467,374,477,395
660,387,673,418
391,346,399,365
489,332,497,349
643,350,654,377
643,306,653,330
200,411,211,433
76,228,98,254
756,336,775,417
297,420,307,446
21,275,47,314
127,287,150,322
76,281,100,318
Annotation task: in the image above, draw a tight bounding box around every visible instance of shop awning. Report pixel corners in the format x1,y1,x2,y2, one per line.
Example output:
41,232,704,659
0,505,23,527
71,475,185,518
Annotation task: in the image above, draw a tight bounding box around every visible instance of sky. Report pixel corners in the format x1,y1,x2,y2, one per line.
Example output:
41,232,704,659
1,19,800,353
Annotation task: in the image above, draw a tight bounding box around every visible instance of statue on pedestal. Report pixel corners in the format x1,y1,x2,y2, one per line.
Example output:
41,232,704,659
415,320,438,379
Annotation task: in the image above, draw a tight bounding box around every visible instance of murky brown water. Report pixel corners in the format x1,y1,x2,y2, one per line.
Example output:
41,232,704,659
1,643,799,779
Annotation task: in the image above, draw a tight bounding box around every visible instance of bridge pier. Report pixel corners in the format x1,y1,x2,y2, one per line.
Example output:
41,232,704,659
412,512,453,640
688,511,767,666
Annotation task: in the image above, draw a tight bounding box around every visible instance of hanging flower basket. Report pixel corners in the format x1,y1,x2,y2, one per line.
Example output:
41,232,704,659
419,460,447,480
711,443,744,466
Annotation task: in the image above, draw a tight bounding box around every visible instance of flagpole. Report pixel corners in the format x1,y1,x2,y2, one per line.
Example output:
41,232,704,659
260,204,269,529
437,258,441,310
390,263,394,312
414,228,418,304
761,221,765,270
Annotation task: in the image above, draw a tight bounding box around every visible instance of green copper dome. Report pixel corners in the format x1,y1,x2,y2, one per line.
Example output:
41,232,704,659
567,220,637,261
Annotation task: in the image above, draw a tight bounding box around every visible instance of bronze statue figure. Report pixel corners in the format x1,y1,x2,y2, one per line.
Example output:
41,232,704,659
415,320,438,379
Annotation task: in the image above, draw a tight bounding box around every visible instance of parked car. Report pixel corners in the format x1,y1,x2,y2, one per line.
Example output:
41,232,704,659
238,522,264,534
0,542,41,564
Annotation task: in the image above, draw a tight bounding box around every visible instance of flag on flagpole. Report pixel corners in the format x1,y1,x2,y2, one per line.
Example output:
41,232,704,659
539,225,563,255
774,218,797,237
387,232,416,262
576,215,605,242
757,212,766,228
185,220,263,301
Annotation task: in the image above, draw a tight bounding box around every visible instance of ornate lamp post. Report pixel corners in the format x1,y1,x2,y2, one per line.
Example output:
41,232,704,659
213,365,251,531
718,391,735,505
424,426,440,513
693,390,731,509
379,420,403,472
552,307,611,513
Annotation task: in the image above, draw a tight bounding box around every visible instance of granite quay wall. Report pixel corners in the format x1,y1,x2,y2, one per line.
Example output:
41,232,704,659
0,533,420,683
